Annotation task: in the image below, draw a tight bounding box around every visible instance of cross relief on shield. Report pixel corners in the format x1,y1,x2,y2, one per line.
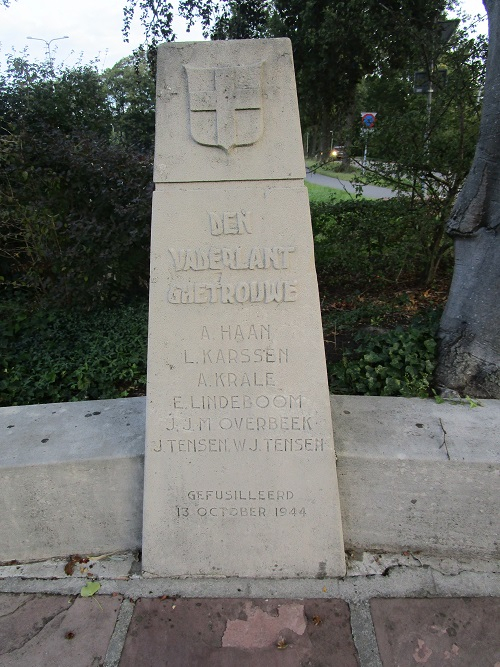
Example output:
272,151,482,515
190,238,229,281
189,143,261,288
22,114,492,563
184,62,264,152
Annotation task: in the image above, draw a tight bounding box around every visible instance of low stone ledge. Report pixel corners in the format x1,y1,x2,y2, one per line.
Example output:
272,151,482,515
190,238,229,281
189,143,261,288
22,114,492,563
332,395,500,561
0,398,145,562
1,395,498,563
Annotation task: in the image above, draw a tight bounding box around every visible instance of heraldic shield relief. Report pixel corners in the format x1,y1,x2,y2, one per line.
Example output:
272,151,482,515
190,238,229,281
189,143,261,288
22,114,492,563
184,62,264,152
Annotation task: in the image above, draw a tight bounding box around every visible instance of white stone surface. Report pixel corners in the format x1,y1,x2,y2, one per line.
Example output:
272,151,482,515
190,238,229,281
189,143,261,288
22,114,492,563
154,39,305,183
143,38,345,578
1,396,499,564
0,398,144,562
333,395,500,560
0,553,135,580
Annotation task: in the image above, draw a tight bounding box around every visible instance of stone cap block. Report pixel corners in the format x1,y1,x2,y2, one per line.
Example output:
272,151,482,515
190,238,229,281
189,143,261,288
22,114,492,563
0,397,145,467
331,395,500,463
154,38,305,183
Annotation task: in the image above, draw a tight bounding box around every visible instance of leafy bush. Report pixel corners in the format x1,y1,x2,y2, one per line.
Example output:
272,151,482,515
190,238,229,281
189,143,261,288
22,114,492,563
0,301,148,406
1,126,153,307
328,313,439,397
310,198,452,288
0,56,153,308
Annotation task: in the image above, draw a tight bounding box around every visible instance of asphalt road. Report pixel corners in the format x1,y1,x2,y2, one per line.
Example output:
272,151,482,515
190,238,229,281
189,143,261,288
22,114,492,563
305,169,398,199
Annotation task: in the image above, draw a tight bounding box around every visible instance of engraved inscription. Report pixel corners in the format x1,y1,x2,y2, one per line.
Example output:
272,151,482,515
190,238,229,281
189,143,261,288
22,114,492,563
187,489,294,501
183,348,288,364
175,490,305,520
153,437,326,453
185,62,264,151
197,371,276,387
167,280,298,304
208,324,271,340
209,211,252,235
172,394,303,410
169,246,295,271
161,413,314,433
173,394,302,410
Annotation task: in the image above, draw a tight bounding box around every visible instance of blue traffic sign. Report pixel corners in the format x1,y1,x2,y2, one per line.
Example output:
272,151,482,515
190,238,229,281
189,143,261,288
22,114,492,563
361,112,377,128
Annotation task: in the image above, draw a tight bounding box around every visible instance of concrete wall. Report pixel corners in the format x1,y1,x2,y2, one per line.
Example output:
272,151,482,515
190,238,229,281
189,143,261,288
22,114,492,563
1,396,498,563
332,396,499,561
1,399,144,561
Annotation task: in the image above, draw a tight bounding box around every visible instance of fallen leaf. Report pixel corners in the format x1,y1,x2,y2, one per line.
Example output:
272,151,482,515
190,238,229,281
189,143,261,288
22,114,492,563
64,554,87,576
322,586,327,593
81,581,101,597
64,561,75,576
276,637,288,649
312,615,322,626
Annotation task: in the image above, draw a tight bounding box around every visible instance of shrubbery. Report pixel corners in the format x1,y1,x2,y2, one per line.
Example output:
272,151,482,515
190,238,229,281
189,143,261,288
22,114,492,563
0,57,451,406
329,314,439,398
0,57,153,309
310,198,453,288
0,300,148,406
0,56,153,406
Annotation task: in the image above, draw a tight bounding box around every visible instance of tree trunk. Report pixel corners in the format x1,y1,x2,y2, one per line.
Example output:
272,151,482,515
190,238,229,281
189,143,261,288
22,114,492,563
436,0,500,398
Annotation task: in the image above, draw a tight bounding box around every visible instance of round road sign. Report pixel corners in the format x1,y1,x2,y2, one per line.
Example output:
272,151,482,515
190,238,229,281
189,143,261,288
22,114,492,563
361,112,377,128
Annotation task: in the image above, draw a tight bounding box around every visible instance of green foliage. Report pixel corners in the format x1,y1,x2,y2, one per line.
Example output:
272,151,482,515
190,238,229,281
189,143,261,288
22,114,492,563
0,301,148,406
329,315,439,398
210,0,272,39
355,25,486,207
80,581,101,597
310,198,452,289
305,181,356,204
102,53,156,149
272,0,448,154
0,55,153,308
0,58,112,135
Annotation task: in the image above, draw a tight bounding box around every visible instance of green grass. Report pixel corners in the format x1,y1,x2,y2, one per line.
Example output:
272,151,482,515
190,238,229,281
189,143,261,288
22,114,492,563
306,181,358,203
306,158,411,191
306,159,360,182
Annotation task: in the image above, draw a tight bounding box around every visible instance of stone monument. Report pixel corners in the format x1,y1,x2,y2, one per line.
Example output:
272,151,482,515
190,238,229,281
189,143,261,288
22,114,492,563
143,38,345,578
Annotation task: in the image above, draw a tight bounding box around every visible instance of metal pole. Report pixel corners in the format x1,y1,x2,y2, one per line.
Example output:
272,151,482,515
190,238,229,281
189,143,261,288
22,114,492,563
26,36,69,70
362,135,368,175
422,63,433,199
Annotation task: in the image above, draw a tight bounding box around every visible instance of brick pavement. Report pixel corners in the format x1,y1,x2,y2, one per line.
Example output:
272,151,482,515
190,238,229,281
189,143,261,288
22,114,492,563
1,593,499,666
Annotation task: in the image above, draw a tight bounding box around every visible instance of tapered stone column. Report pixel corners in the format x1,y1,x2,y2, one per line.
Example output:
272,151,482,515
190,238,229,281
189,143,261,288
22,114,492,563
143,39,345,578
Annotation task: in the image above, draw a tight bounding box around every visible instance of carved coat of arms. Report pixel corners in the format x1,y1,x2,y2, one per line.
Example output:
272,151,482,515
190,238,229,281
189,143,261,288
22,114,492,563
184,62,264,152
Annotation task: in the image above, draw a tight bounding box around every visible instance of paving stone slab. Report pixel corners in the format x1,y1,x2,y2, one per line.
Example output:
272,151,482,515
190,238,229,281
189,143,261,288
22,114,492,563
120,597,359,666
370,597,500,667
0,593,122,667
0,553,135,580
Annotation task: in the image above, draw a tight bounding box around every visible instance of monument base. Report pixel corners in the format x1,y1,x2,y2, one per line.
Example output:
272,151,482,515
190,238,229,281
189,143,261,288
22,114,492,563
1,396,498,566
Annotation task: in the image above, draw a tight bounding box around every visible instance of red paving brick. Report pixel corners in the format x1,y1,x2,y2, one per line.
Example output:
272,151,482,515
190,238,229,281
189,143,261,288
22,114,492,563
119,598,360,667
370,597,500,667
0,593,122,667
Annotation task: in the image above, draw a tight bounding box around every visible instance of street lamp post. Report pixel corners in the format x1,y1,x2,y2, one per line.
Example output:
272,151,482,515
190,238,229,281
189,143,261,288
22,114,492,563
26,35,69,69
